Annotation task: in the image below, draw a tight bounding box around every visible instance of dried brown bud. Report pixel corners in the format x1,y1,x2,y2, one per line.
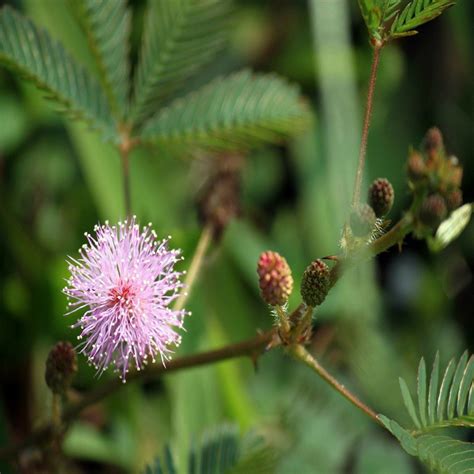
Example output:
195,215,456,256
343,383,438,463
419,194,447,230
300,259,330,307
257,251,293,306
197,154,242,240
350,203,376,237
45,341,77,394
368,178,394,217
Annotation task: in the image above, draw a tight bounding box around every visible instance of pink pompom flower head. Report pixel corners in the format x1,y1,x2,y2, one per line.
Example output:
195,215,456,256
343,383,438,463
63,217,187,381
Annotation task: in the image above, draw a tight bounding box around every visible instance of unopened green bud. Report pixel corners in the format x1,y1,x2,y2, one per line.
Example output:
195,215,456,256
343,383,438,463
368,178,394,217
300,259,330,307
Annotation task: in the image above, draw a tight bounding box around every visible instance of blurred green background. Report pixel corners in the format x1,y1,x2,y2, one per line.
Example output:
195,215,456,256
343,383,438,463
0,0,473,472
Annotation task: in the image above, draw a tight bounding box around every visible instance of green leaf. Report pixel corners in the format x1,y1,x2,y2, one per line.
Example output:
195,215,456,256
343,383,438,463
428,352,440,425
399,377,421,428
131,0,232,125
416,434,474,473
381,419,474,474
447,352,468,420
391,0,456,38
141,70,313,153
0,6,114,136
358,0,402,41
144,426,277,474
395,353,474,433
71,0,131,118
429,203,473,252
417,358,428,427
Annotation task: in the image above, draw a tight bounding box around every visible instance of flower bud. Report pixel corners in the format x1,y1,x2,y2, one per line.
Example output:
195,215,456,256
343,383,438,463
257,251,293,306
423,127,444,155
419,194,447,229
368,178,394,217
45,341,77,394
407,151,427,182
350,203,376,237
446,189,463,211
300,259,330,307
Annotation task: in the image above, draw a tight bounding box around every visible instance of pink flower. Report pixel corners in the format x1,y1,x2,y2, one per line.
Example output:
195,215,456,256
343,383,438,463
64,217,187,381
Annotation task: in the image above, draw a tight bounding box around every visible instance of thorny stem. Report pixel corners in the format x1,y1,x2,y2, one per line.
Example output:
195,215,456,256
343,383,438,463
174,225,213,312
290,345,383,426
352,43,383,206
0,214,414,461
0,329,278,460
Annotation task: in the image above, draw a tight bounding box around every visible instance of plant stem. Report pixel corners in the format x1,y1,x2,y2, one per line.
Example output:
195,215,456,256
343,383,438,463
174,225,213,312
291,344,383,426
352,43,382,206
0,329,277,460
120,146,131,217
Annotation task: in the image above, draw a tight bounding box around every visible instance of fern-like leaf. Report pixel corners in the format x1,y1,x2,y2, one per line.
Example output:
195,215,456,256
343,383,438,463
358,0,402,41
380,417,474,474
0,6,113,135
144,425,277,474
391,0,456,37
71,0,131,118
131,0,232,125
399,352,474,433
140,70,313,154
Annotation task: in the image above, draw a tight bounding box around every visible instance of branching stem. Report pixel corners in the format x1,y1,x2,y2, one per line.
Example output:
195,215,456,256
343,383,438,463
0,214,413,460
352,43,383,206
0,329,277,460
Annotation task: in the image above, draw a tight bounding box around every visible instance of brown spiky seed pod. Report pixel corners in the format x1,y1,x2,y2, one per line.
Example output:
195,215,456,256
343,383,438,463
424,127,444,155
257,251,293,306
300,259,330,307
368,178,394,217
45,341,78,394
446,189,463,211
407,151,427,182
350,203,376,237
419,194,447,229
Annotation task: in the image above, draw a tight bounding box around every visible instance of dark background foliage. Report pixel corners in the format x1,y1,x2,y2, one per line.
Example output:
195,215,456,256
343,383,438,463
0,0,473,472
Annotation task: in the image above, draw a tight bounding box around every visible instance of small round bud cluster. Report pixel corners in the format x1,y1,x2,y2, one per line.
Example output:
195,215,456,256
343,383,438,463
300,259,330,307
368,178,394,217
45,341,78,394
406,128,464,236
350,203,376,237
257,251,293,306
419,194,447,230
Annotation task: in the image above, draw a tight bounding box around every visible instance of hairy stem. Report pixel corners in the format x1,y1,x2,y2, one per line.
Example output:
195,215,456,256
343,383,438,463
174,225,213,312
352,44,382,206
291,344,383,426
0,329,277,460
